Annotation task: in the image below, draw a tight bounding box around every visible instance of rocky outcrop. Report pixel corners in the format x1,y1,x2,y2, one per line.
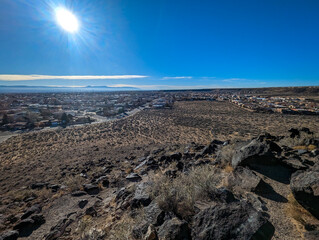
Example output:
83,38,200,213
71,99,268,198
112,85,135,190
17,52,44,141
192,201,274,240
45,217,74,240
0,230,19,240
290,168,319,219
21,204,41,220
144,202,166,226
13,214,45,237
94,175,109,187
132,202,166,239
144,224,158,240
157,217,191,240
78,199,88,209
231,138,281,168
131,182,152,209
83,184,100,195
226,167,263,192
71,190,87,197
281,158,308,171
126,173,142,182
2,129,317,240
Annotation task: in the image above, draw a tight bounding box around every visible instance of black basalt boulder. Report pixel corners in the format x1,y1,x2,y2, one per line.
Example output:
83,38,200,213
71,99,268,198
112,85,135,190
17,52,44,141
191,201,274,240
231,138,281,168
290,168,319,219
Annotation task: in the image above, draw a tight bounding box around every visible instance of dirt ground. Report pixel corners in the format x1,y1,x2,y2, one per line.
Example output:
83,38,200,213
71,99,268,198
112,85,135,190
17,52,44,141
1,101,319,197
1,100,319,239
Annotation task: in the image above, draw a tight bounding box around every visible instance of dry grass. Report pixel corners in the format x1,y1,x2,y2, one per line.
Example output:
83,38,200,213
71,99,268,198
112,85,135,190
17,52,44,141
224,164,234,173
106,209,145,240
64,175,86,192
151,165,226,220
77,215,105,240
279,132,319,148
0,100,318,238
6,187,53,203
7,189,37,202
1,101,319,198
292,145,317,151
107,217,134,240
217,144,236,166
308,144,317,151
36,188,53,201
292,146,308,150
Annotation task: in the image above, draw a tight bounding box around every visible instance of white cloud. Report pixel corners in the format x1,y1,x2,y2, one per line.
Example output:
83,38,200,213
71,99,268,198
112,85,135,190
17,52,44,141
222,78,246,82
162,76,193,80
0,74,148,81
108,84,225,90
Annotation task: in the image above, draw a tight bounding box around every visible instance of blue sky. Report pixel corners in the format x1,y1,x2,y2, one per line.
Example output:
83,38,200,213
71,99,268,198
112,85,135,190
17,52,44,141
0,0,319,90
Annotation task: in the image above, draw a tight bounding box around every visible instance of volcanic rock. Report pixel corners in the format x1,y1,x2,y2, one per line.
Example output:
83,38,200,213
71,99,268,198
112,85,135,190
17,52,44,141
232,138,281,168
126,173,142,182
0,230,19,240
157,217,191,240
290,169,319,219
83,184,100,195
192,201,274,240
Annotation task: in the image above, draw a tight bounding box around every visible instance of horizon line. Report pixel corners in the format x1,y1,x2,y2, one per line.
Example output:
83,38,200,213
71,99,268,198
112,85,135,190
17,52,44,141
0,74,148,81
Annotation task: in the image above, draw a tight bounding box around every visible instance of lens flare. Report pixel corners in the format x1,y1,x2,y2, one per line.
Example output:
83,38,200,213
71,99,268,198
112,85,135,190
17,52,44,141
55,7,79,33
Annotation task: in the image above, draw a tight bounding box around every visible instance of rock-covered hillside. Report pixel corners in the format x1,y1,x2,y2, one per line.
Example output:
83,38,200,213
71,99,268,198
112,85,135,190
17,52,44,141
1,127,318,240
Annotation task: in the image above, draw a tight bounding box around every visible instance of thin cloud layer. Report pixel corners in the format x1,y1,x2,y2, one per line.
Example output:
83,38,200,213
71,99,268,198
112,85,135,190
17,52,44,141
222,78,246,82
0,74,148,81
108,84,224,90
162,76,193,80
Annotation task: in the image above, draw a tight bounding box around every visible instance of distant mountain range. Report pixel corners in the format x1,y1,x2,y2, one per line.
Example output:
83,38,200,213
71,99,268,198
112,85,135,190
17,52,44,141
0,85,139,93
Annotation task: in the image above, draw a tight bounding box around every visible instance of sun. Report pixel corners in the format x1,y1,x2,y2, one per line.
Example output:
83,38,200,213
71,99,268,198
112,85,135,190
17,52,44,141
55,7,79,33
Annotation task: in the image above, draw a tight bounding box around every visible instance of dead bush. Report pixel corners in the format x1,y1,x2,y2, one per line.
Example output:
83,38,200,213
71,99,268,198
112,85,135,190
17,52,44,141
224,164,234,173
292,144,316,151
217,144,236,166
151,165,226,219
77,215,105,240
8,189,37,202
279,131,319,148
107,209,144,240
64,175,86,192
36,188,53,201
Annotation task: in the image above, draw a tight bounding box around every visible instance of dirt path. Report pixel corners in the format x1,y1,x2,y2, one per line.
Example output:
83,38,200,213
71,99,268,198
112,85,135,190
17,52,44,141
254,168,301,240
0,132,18,144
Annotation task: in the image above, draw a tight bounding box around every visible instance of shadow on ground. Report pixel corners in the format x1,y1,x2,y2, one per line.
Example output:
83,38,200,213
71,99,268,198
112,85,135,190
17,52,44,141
255,180,288,203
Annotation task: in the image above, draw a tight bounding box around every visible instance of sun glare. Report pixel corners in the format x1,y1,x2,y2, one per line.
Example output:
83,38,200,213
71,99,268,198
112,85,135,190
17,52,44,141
55,8,79,33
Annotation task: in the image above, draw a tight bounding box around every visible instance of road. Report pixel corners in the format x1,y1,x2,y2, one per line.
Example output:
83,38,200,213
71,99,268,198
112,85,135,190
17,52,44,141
0,105,148,144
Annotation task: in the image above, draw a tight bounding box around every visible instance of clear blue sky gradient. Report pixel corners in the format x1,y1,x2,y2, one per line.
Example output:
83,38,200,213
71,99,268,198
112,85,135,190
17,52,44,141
0,0,319,89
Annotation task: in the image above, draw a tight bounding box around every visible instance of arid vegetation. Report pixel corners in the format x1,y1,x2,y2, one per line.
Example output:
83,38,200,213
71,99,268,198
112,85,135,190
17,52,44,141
0,100,319,239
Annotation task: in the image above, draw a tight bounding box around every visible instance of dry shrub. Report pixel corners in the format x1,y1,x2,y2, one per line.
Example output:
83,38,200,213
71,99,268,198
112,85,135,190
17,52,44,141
292,145,307,150
124,167,133,174
77,215,105,240
107,210,144,240
7,187,54,203
36,188,53,201
64,175,86,192
224,164,234,173
307,144,317,151
97,182,104,190
218,144,236,166
107,218,134,240
151,165,225,219
292,144,316,151
279,131,319,148
8,189,37,202
51,190,67,201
